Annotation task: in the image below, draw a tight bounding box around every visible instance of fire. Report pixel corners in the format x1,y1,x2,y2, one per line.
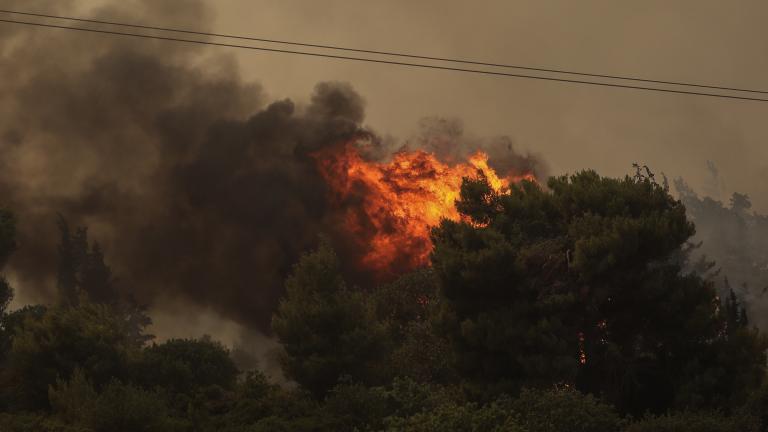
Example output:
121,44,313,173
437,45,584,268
314,142,536,277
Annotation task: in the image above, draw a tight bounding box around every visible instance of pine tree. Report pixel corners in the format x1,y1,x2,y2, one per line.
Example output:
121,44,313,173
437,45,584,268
430,170,767,414
55,216,152,346
80,242,118,306
272,238,389,397
56,216,83,307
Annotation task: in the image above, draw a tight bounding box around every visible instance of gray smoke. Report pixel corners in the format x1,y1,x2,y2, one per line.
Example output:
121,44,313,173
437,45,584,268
408,117,547,178
675,169,768,330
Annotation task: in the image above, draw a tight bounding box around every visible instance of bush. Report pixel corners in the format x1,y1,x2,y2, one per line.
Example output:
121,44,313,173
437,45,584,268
3,303,134,410
0,412,91,432
88,380,172,432
384,399,524,432
48,371,174,432
48,369,98,425
385,377,460,418
133,337,239,396
511,388,624,432
625,411,759,432
323,382,388,431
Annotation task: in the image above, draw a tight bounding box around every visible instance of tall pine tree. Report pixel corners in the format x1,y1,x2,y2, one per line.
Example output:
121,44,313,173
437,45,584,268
55,216,152,346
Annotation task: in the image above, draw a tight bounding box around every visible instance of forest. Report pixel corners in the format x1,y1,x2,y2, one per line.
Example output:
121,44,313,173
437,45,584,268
1,170,767,432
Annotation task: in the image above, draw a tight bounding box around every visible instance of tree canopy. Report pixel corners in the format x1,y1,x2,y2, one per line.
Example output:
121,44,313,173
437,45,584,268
1,169,767,431
431,171,766,412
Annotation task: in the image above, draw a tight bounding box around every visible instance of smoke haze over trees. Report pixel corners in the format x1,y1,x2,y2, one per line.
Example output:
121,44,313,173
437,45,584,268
675,173,768,330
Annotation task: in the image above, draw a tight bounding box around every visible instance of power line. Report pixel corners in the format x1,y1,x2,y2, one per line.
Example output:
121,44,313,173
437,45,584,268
1,17,768,103
2,8,767,96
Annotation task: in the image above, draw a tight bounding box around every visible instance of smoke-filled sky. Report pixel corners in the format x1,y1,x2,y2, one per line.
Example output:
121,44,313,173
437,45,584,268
213,0,768,208
2,0,767,348
60,0,768,208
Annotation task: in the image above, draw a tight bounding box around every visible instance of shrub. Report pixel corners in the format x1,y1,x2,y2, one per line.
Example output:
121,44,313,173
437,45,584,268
625,411,759,432
384,400,524,432
511,387,623,432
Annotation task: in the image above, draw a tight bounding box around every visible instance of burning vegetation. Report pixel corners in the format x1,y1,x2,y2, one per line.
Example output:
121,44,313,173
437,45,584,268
314,139,536,278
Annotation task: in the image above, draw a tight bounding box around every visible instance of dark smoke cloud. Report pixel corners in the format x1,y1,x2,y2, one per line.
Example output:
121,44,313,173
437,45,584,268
0,0,544,332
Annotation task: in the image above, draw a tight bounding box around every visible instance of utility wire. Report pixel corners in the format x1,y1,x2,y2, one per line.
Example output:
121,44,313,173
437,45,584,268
1,17,768,103
2,8,767,96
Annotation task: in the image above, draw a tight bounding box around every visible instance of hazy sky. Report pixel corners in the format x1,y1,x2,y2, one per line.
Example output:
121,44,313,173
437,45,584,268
59,0,767,209
207,0,768,209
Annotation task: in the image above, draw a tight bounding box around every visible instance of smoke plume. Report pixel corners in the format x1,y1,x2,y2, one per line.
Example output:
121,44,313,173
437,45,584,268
0,0,544,333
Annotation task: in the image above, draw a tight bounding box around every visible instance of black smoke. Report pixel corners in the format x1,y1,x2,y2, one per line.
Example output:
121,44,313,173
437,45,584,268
0,0,543,332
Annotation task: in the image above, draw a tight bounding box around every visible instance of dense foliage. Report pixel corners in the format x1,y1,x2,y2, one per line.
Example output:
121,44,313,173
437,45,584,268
432,171,766,413
0,170,767,431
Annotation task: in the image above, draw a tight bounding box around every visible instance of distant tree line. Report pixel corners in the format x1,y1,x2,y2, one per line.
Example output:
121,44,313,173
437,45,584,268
0,170,767,431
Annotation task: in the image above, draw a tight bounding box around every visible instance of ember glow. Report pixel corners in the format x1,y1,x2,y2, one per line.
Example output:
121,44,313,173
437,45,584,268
314,141,536,278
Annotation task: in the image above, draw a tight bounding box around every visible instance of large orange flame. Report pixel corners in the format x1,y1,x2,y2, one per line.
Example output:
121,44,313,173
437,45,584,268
314,142,535,278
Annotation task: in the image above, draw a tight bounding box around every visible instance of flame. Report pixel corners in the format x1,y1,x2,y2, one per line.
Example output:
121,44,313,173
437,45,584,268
314,142,536,277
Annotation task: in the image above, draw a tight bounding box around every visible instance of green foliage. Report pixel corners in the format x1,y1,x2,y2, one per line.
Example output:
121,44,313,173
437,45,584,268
2,171,768,429
0,304,47,351
48,369,98,425
323,382,388,431
88,380,172,432
371,269,457,382
55,217,152,346
221,379,334,432
0,412,92,432
372,268,438,339
221,371,282,426
677,325,768,409
510,387,623,432
740,382,768,432
0,305,48,368
242,413,339,432
384,377,463,418
128,336,239,429
272,238,388,396
2,302,134,410
389,320,456,383
625,411,759,432
133,337,239,396
383,399,524,432
430,171,767,413
431,180,580,393
48,369,174,432
117,295,154,347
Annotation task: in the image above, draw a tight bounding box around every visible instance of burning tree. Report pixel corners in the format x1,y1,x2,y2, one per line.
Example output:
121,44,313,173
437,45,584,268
313,140,536,280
